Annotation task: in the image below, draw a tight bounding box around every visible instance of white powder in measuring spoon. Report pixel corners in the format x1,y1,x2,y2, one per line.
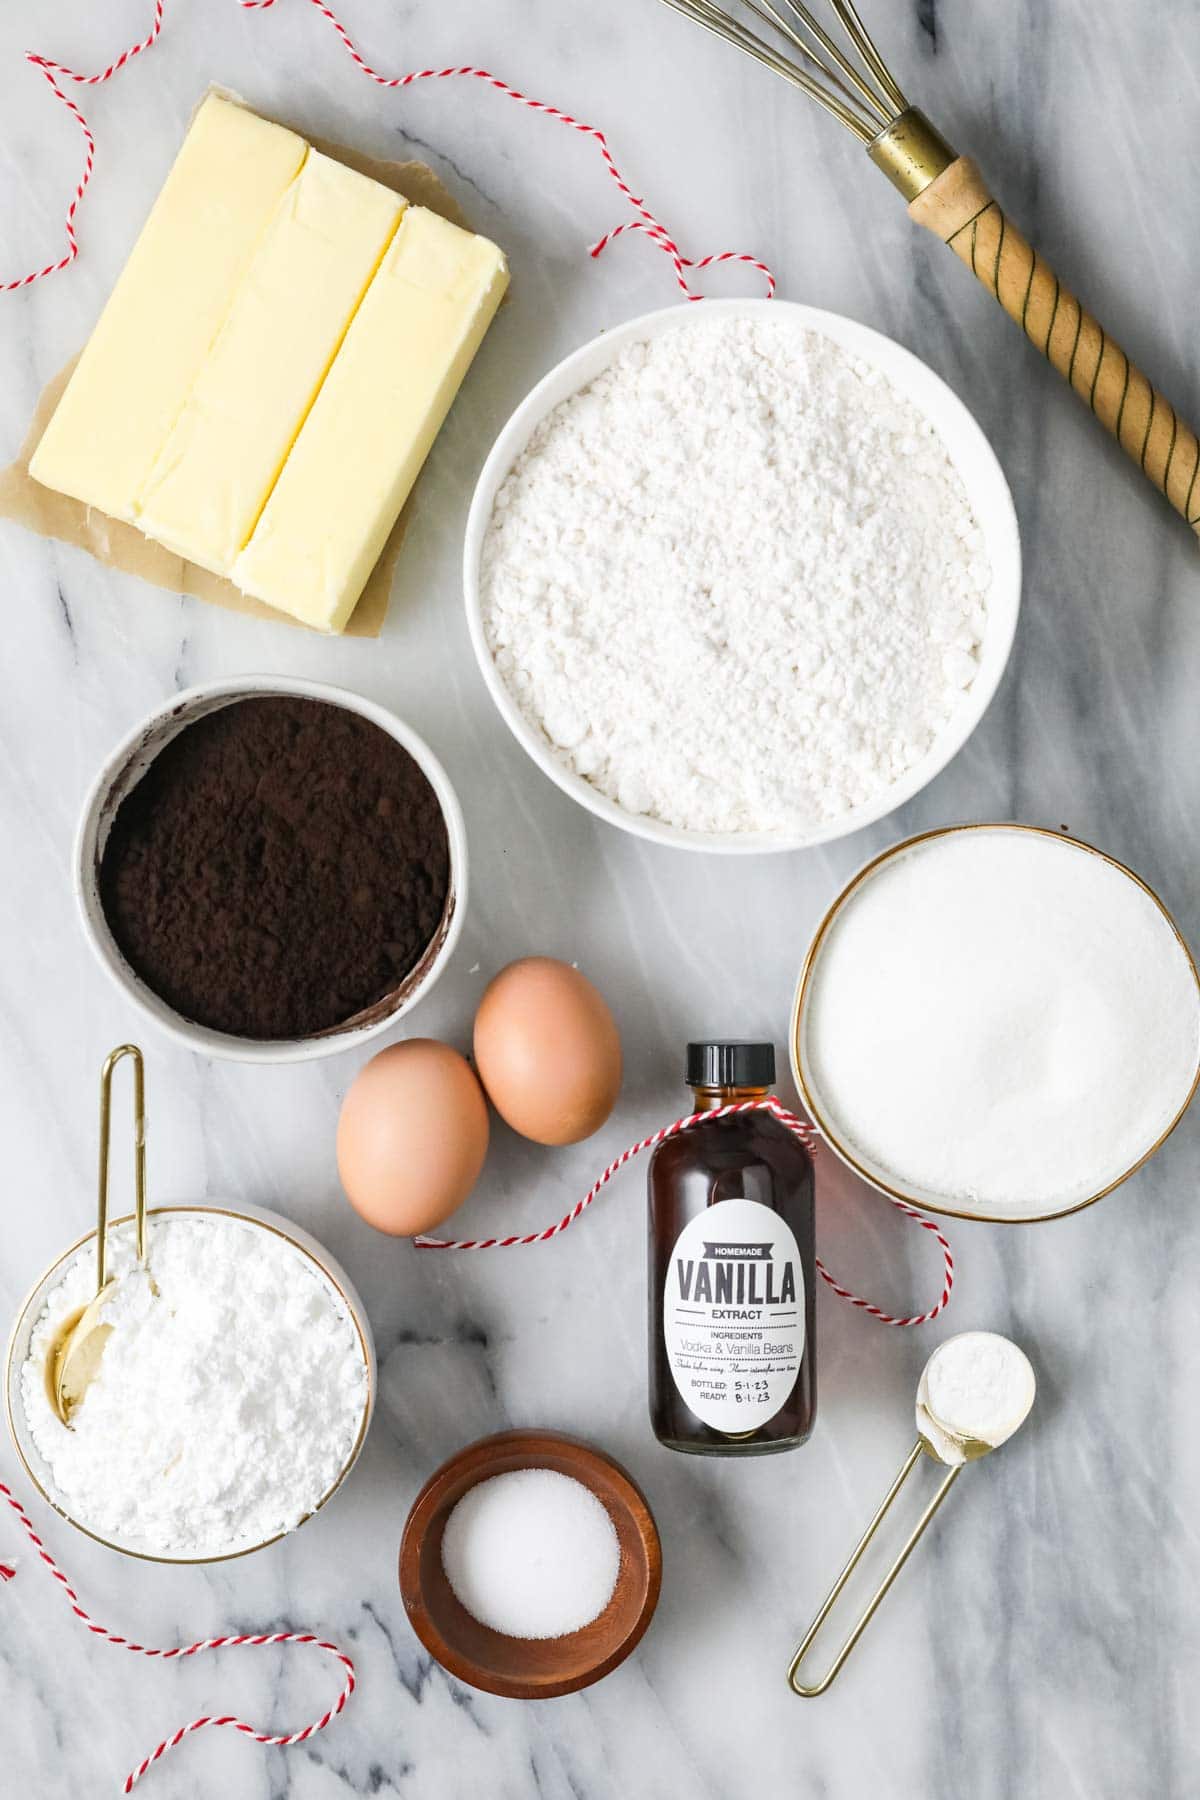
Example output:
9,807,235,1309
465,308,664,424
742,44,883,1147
803,829,1200,1213
481,315,991,836
442,1468,621,1639
917,1332,1036,1466
20,1215,368,1558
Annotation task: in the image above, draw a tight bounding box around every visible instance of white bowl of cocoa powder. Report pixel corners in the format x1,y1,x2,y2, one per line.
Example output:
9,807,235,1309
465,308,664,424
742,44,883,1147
74,676,468,1063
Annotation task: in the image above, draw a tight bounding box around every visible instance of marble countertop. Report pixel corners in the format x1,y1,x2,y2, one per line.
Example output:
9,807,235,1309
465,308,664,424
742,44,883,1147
2,3,1198,1796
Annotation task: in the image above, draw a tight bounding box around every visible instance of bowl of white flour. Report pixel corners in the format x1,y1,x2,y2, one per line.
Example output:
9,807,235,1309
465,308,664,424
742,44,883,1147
466,301,1020,851
6,1205,375,1561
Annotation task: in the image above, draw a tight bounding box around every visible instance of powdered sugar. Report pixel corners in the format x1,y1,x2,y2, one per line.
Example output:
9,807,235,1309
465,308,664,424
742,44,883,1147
480,315,991,835
917,1331,1036,1465
20,1213,368,1558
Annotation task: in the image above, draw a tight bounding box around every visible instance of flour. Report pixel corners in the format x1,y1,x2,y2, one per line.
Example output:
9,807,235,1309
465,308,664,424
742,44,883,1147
20,1214,368,1558
480,315,991,835
918,1332,1036,1465
803,829,1200,1212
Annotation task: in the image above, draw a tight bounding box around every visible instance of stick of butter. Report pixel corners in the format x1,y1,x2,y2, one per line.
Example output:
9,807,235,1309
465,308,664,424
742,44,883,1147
29,97,508,633
135,152,405,575
233,207,509,632
29,95,307,523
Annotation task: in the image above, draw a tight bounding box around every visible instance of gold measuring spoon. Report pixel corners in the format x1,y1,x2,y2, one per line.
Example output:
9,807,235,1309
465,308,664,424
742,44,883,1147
45,1045,148,1426
787,1331,1035,1696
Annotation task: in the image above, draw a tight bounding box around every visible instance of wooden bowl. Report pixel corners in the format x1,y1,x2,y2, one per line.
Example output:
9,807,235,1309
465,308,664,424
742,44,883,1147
399,1429,662,1698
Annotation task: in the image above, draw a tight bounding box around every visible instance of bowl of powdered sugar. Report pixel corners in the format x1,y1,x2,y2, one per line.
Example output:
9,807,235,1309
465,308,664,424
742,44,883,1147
467,300,1019,851
6,1206,374,1561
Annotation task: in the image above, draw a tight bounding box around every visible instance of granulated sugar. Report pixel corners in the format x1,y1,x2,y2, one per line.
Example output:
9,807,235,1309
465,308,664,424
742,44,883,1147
802,829,1200,1213
441,1468,621,1639
480,315,990,835
21,1214,368,1557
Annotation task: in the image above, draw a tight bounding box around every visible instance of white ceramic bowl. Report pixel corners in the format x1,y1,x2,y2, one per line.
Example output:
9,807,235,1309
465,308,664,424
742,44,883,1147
75,676,467,1063
4,1202,376,1563
464,299,1021,853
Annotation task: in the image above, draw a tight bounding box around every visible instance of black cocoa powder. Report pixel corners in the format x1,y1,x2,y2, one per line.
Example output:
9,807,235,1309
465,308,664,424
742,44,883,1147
99,696,451,1040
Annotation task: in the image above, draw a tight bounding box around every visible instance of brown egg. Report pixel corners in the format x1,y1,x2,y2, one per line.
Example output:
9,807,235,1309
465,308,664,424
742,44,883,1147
473,957,622,1146
337,1039,489,1236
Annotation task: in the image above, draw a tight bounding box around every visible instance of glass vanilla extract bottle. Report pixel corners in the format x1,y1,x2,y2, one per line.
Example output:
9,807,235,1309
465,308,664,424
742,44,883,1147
649,1042,816,1455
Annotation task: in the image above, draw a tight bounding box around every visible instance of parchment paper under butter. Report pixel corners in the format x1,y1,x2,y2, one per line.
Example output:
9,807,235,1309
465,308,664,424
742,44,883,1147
0,131,476,638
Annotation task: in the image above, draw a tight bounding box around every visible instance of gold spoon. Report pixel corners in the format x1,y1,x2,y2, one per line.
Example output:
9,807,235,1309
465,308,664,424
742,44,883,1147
45,1045,148,1426
787,1331,1036,1695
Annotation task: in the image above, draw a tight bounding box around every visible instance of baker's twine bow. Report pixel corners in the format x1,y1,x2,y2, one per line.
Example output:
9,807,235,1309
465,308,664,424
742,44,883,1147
0,1477,355,1795
417,1096,956,1331
3,0,775,302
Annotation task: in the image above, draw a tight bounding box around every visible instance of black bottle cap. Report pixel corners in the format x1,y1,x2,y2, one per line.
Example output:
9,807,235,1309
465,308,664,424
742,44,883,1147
686,1041,776,1089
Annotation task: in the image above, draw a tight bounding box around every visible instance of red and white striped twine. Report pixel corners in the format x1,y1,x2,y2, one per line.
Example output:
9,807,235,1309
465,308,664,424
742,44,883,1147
0,1110,950,1800
417,1097,956,1331
0,1476,355,1795
3,0,775,301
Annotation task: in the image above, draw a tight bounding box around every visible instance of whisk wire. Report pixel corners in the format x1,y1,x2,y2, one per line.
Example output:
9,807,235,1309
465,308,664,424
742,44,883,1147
766,0,894,124
657,0,915,141
659,0,878,140
823,0,910,113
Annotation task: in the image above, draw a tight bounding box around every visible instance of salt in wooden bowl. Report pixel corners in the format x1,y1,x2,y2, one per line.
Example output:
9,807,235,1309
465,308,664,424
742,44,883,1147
399,1428,662,1698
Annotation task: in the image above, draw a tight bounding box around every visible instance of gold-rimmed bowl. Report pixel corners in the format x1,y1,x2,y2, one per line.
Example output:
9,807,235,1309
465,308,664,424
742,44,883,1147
790,822,1200,1224
5,1203,376,1563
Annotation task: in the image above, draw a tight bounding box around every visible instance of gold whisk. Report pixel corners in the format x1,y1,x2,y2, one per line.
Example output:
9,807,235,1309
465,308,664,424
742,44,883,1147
658,0,1200,540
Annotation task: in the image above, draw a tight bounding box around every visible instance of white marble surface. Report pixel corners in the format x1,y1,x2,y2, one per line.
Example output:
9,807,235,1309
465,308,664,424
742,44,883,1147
2,3,1199,1796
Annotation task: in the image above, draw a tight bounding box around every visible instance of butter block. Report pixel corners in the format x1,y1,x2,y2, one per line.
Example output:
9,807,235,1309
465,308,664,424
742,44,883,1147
135,152,405,575
29,95,307,522
233,207,509,632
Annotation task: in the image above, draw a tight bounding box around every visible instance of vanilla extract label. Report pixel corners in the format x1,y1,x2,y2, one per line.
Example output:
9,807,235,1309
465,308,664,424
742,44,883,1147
663,1197,805,1434
677,1247,796,1308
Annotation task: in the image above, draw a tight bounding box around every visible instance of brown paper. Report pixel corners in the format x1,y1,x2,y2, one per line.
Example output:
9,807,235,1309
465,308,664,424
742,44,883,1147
0,133,475,637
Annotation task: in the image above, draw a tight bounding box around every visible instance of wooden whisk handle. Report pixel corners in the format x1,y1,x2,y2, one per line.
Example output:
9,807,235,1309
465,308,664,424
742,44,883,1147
909,157,1200,538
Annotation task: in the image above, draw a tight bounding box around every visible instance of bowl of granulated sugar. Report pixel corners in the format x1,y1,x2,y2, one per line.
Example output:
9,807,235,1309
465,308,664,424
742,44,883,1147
465,300,1020,852
792,823,1200,1222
